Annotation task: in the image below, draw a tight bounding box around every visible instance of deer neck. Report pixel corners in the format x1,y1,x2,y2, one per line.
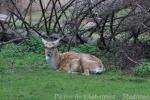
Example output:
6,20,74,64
45,48,60,69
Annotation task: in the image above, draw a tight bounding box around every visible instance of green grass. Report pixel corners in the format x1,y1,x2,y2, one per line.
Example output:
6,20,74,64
0,43,150,100
1,69,150,100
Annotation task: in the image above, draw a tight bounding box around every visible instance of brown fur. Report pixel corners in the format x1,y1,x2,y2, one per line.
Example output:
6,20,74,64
57,52,104,75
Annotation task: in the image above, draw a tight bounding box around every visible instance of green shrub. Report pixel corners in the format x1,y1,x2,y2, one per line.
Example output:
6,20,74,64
0,37,44,58
0,43,26,58
134,62,150,77
70,44,100,56
20,37,44,54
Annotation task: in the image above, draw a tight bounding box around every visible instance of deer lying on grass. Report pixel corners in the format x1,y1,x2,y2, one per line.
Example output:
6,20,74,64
42,38,105,75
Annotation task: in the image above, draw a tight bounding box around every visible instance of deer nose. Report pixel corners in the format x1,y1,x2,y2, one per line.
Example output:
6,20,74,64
47,54,51,57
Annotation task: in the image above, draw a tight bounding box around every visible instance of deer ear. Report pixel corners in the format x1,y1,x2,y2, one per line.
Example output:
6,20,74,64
53,38,61,46
41,38,48,45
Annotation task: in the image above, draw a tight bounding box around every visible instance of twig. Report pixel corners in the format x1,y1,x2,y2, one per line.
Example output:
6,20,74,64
0,37,28,46
121,50,140,65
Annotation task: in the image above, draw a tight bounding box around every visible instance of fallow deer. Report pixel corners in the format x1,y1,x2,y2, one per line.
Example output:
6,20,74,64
42,38,105,75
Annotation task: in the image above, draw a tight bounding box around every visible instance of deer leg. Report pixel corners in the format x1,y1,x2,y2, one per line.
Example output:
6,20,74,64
68,59,80,73
82,69,90,76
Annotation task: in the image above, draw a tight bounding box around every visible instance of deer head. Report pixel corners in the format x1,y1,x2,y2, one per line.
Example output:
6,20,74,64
41,37,63,69
42,38,61,48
